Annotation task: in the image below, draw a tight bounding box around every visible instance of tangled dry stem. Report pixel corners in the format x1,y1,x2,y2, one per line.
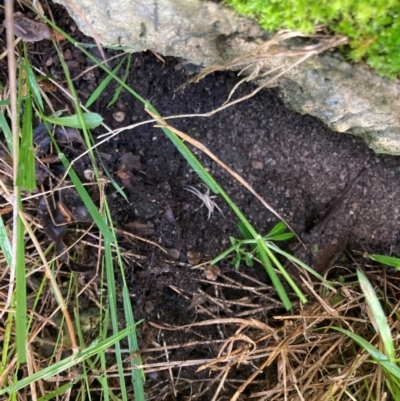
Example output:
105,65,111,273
181,30,348,117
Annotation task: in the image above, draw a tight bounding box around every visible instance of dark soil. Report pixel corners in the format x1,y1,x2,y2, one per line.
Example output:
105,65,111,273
3,3,400,400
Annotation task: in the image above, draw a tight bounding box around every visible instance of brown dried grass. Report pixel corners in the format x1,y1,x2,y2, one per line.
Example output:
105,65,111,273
138,263,399,400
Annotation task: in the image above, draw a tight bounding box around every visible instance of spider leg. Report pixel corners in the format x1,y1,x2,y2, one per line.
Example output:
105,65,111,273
194,203,204,212
213,202,225,218
184,185,222,220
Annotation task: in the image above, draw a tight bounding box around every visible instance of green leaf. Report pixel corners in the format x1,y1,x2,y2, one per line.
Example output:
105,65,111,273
267,232,295,241
43,112,103,129
245,252,254,267
267,221,287,237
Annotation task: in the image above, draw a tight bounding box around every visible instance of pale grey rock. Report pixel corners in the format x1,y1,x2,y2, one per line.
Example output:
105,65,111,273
275,55,400,155
54,0,400,155
54,0,263,65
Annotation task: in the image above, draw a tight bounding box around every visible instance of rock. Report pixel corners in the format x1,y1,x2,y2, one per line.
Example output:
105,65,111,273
54,0,400,155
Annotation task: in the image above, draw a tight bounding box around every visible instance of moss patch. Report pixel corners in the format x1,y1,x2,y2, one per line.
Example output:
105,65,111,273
224,0,400,78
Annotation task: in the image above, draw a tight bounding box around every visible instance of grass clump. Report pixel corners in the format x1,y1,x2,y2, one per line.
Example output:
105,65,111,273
224,0,400,78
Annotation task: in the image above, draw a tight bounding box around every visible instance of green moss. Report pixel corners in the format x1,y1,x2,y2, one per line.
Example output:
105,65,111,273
224,0,400,78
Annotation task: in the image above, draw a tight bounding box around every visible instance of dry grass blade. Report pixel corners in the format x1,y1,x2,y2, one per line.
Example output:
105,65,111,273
150,317,276,333
136,267,397,400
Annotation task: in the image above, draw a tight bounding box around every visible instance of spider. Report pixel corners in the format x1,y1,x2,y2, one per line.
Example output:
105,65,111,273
184,184,224,220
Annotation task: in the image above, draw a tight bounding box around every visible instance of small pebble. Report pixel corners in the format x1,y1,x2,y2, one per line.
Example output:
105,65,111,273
251,160,264,169
84,169,95,181
83,70,95,81
74,205,92,222
116,101,126,111
113,111,126,122
167,248,180,260
187,250,201,265
204,265,220,281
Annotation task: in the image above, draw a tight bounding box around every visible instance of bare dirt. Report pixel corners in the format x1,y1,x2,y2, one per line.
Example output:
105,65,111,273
3,3,400,400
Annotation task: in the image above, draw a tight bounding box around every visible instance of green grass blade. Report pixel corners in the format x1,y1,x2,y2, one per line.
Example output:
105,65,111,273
267,242,327,282
368,254,400,269
386,376,400,400
0,310,15,377
85,55,127,108
37,381,75,401
16,211,27,363
122,277,145,401
58,153,114,242
211,244,238,265
0,112,13,152
17,87,36,191
148,116,220,193
24,43,44,112
96,150,128,202
0,324,140,396
256,237,291,310
104,201,145,400
329,326,400,378
98,350,111,401
357,269,395,361
263,241,307,303
51,38,99,173
43,112,103,129
237,221,252,240
104,237,129,401
0,215,12,266
107,54,131,107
